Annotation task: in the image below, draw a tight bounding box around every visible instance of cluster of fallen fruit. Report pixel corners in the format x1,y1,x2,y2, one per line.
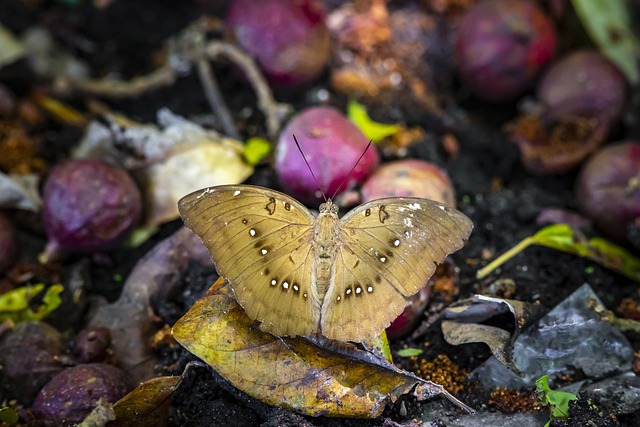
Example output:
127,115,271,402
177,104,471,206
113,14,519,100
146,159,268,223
0,0,639,425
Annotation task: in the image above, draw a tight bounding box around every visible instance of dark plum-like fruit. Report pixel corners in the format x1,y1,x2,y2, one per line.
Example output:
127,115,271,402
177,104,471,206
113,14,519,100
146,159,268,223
42,159,142,259
455,0,557,102
226,0,330,86
537,50,626,122
275,106,379,205
575,141,640,243
32,363,133,426
508,50,626,175
73,326,112,364
361,159,456,206
0,212,18,274
0,321,64,404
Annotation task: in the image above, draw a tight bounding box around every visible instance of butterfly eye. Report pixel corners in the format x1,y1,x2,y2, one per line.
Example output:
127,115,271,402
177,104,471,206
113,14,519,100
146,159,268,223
330,204,339,214
319,203,327,212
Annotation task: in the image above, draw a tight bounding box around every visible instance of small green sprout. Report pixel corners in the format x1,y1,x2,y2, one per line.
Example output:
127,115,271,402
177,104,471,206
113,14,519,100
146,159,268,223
535,375,578,426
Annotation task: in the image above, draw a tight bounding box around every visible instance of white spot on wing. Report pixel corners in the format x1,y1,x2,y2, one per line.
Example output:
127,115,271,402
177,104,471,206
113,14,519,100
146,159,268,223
393,239,400,247
271,279,277,286
283,281,289,289
261,248,268,255
249,229,256,237
403,217,413,227
408,203,421,210
234,190,241,196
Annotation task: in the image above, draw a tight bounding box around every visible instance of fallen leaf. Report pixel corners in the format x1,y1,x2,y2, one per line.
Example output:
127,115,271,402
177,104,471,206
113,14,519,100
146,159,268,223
173,279,473,418
396,348,423,358
0,284,63,323
0,172,41,211
140,139,252,226
347,100,401,142
72,109,253,227
89,227,212,383
477,224,640,282
0,23,25,69
109,375,182,427
243,136,272,166
442,295,546,376
572,0,640,84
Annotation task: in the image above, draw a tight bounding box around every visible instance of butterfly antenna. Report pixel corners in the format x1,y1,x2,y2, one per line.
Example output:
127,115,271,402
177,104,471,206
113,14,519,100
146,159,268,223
330,139,372,200
293,134,328,202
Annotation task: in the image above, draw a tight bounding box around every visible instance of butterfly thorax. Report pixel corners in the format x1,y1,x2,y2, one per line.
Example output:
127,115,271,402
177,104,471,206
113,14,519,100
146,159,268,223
313,200,340,303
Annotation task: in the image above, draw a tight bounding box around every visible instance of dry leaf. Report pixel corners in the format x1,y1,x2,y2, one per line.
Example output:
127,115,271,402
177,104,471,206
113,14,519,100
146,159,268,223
73,109,253,226
109,376,181,427
442,295,546,376
0,172,41,211
172,279,473,418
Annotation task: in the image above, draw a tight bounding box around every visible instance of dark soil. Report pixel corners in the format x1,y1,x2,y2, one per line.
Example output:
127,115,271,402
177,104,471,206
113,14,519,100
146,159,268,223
0,1,638,426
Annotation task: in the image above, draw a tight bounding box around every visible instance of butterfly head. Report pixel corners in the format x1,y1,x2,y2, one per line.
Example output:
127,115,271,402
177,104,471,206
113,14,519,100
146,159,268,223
319,200,339,215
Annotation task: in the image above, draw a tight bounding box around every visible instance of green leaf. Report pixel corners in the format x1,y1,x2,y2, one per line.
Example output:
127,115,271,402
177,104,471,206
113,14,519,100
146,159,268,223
347,100,401,142
477,224,640,282
396,348,423,358
0,284,63,323
0,407,19,425
536,375,578,425
572,0,640,84
243,137,273,166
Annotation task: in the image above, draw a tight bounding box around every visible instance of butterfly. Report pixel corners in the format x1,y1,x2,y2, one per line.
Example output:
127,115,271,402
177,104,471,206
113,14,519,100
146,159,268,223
178,184,473,342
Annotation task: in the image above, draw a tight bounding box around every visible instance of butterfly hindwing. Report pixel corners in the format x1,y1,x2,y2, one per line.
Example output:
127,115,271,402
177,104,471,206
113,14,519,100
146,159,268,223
321,198,473,341
178,185,320,337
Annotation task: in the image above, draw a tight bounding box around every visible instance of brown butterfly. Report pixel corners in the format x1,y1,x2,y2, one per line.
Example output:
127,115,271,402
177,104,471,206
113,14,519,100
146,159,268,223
178,182,472,342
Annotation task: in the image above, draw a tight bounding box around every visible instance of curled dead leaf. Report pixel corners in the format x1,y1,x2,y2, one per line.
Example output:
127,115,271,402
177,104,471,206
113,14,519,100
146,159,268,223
442,295,546,376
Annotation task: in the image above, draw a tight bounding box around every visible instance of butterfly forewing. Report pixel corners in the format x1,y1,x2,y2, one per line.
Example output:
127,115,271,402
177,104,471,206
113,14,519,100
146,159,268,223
178,185,320,337
320,198,473,341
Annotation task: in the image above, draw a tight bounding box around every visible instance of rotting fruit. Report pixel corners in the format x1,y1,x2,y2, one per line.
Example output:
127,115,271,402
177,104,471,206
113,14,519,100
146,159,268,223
41,158,142,261
454,0,557,103
575,141,640,244
226,0,330,86
275,106,379,205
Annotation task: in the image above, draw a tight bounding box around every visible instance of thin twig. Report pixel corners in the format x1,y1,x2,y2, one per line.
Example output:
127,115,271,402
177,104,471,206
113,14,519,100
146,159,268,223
197,58,240,140
204,41,290,139
56,18,290,140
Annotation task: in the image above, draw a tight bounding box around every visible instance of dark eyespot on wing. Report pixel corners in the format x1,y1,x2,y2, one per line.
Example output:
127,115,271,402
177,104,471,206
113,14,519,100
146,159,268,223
265,197,276,215
378,205,390,223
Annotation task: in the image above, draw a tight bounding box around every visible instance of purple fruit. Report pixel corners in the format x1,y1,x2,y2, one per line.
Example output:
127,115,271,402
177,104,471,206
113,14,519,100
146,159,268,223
0,321,64,404
575,141,640,243
537,50,626,123
508,50,626,175
73,326,112,364
226,0,330,86
32,363,133,426
0,213,18,274
275,106,379,205
360,159,456,206
455,0,557,102
42,159,141,258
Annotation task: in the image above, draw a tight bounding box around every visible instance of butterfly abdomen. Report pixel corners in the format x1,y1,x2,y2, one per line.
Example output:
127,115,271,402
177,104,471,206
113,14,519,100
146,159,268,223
312,211,341,304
